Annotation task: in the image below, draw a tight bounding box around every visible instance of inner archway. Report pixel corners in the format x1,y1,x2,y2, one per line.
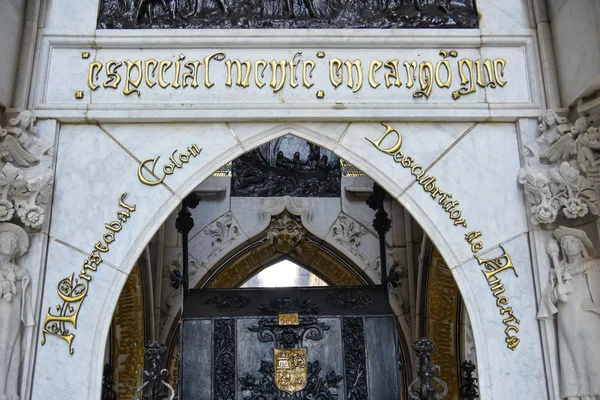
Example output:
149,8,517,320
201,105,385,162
104,132,475,400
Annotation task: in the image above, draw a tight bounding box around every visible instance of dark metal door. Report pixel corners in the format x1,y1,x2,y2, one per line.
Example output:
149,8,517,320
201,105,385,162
181,286,401,399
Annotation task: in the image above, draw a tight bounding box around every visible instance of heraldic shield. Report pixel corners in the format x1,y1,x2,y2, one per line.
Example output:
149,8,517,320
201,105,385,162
274,348,308,394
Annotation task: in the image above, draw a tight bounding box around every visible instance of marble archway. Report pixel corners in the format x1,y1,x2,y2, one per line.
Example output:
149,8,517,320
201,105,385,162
34,121,545,400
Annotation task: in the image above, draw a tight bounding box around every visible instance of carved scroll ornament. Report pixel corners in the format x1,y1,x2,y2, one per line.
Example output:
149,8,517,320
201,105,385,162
519,110,600,225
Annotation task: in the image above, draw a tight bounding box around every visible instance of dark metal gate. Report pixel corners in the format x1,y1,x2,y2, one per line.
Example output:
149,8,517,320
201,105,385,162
181,285,401,399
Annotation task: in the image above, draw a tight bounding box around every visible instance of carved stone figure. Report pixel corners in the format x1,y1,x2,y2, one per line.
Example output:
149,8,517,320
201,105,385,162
267,211,305,254
284,0,317,18
538,226,600,399
0,223,33,400
520,111,600,224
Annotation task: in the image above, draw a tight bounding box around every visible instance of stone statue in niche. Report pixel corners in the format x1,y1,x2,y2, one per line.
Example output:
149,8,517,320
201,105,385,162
97,0,478,29
538,226,600,399
0,223,33,400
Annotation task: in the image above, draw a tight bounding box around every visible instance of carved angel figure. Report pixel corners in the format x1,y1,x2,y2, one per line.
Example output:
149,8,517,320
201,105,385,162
538,226,600,399
520,111,600,224
0,223,33,400
0,111,42,168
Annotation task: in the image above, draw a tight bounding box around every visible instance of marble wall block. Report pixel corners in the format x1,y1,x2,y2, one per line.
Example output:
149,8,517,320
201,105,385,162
32,238,128,400
401,122,528,266
550,0,600,106
0,0,26,105
451,234,549,400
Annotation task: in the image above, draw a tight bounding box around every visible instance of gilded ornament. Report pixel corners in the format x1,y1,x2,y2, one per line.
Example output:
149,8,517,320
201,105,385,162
274,348,308,394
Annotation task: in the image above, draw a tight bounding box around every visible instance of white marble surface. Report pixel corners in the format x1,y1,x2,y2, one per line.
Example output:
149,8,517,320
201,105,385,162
477,0,532,32
101,122,242,197
187,176,232,240
49,124,175,270
336,122,475,199
0,0,26,105
43,0,100,34
187,212,249,275
31,30,543,121
551,0,600,106
44,48,94,105
32,238,127,400
229,123,350,153
452,233,549,400
401,122,528,267
480,45,534,105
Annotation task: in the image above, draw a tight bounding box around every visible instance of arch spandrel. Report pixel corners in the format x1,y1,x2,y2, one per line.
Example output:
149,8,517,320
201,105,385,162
34,119,547,399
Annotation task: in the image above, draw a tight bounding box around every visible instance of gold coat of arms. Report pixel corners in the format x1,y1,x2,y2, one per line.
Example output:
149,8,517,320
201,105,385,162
274,348,308,394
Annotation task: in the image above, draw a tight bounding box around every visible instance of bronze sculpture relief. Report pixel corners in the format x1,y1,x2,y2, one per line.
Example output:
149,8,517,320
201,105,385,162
98,0,478,29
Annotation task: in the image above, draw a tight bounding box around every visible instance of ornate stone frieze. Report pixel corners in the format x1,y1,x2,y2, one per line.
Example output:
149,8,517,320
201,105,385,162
97,0,478,29
0,222,33,400
519,110,600,225
330,214,368,262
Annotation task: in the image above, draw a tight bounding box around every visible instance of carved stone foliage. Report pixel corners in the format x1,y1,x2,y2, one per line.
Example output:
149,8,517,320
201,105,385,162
0,110,53,231
239,360,343,400
201,212,241,267
266,211,306,254
232,135,340,198
330,214,368,262
98,0,478,29
520,110,600,225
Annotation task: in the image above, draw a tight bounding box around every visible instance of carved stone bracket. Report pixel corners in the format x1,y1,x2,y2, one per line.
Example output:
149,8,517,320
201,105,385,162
0,109,54,232
519,110,600,225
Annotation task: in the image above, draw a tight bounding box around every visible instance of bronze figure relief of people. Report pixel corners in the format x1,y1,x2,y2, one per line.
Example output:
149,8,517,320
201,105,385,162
98,0,478,29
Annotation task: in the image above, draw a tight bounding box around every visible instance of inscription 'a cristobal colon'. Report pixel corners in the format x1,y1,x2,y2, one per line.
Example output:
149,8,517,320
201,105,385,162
87,50,507,100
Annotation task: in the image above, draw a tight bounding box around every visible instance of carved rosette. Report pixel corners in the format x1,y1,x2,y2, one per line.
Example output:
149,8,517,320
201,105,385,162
0,109,54,231
519,110,600,225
